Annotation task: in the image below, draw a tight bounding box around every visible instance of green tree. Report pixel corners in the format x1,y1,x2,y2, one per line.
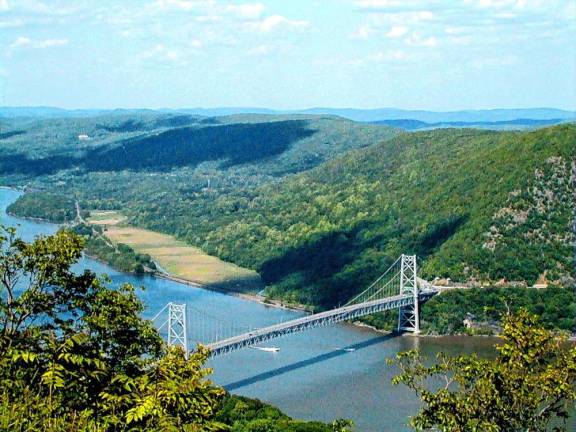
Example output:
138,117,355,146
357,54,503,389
0,225,225,431
390,310,576,431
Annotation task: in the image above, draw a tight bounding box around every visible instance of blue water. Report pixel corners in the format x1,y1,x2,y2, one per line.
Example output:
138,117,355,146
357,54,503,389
2,188,572,431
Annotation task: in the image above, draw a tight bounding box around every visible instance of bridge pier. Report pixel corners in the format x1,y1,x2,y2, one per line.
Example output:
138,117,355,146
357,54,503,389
398,255,420,333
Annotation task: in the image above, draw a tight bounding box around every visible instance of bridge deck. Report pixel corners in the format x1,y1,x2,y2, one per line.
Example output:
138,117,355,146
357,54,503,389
206,293,432,357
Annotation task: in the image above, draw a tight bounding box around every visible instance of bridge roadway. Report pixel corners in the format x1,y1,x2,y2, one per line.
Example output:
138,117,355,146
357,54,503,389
207,290,435,357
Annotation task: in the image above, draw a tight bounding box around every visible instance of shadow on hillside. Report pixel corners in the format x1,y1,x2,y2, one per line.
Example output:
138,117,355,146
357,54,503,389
258,213,467,309
223,333,397,391
259,221,400,309
0,120,316,175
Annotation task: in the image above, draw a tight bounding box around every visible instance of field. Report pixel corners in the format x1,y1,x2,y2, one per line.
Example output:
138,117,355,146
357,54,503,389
87,211,263,292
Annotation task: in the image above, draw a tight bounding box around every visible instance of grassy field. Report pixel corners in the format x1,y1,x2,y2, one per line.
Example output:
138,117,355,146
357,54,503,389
87,211,263,293
86,210,126,225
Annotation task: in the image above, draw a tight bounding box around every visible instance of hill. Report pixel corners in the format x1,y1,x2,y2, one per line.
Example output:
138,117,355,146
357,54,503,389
3,115,574,313
295,107,575,123
0,113,397,183
2,105,574,123
120,124,575,309
371,118,572,131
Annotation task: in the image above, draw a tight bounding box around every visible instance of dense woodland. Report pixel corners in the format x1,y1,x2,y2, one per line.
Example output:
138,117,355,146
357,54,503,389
360,286,576,335
123,124,575,310
2,113,574,333
6,192,81,222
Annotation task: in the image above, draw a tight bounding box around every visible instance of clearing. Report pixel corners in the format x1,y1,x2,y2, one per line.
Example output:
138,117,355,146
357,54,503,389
87,210,263,292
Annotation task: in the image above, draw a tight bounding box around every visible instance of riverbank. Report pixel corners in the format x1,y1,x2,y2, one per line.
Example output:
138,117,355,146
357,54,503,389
10,195,575,339
152,269,312,313
5,199,312,314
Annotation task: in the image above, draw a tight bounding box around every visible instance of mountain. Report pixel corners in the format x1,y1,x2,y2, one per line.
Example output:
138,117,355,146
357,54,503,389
2,105,574,125
2,111,573,312
0,113,398,179
295,107,576,123
0,106,158,119
121,124,574,308
371,118,573,131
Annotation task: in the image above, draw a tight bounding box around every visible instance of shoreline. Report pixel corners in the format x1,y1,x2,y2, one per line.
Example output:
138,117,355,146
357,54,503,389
151,269,311,313
6,211,67,225
6,192,574,341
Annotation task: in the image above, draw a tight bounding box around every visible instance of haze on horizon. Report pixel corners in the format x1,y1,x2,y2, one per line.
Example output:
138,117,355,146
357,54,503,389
0,0,575,111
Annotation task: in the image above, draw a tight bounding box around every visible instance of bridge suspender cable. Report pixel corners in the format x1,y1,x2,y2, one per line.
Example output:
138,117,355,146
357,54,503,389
151,254,437,357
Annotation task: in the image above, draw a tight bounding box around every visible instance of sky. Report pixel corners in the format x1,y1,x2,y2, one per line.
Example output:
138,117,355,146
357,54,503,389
0,0,575,111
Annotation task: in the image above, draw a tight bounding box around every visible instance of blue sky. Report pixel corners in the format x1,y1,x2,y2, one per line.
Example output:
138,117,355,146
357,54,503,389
0,0,575,110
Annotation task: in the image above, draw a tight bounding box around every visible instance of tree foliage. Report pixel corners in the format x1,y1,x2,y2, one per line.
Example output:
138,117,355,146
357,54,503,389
6,192,80,222
0,226,345,431
122,125,574,310
73,223,157,274
420,287,576,335
389,310,576,431
0,226,223,430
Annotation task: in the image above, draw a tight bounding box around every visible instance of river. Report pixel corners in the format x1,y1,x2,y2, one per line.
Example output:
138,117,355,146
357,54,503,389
1,187,572,431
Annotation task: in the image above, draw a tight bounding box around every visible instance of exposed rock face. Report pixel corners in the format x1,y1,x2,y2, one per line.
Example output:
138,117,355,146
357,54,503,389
481,155,575,285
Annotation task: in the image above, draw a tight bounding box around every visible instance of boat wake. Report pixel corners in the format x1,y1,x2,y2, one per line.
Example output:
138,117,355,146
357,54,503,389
252,346,280,353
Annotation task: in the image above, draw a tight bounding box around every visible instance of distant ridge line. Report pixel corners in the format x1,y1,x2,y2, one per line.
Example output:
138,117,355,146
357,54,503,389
1,106,574,123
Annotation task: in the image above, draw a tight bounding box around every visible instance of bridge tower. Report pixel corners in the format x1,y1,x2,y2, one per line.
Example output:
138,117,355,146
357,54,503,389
167,303,188,356
398,254,420,333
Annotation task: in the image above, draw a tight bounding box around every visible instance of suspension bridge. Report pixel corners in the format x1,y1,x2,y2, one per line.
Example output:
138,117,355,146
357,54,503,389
152,254,439,357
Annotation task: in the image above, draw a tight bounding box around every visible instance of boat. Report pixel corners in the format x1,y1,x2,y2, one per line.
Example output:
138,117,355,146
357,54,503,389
253,346,280,352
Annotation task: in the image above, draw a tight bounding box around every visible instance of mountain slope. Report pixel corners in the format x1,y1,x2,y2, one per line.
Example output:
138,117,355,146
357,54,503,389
124,124,575,308
3,114,573,309
0,114,398,186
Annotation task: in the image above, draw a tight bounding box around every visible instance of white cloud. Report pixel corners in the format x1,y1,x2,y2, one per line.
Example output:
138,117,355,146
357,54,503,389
225,3,264,20
9,36,68,49
151,0,198,12
0,0,10,12
342,49,413,67
367,9,435,26
149,1,264,21
196,15,221,22
473,0,526,8
138,43,180,62
470,55,518,68
355,0,426,10
10,0,80,16
0,18,24,28
386,25,408,37
247,44,273,56
404,32,438,47
246,14,308,33
350,24,375,39
189,38,202,48
370,49,409,62
136,39,201,65
445,26,468,35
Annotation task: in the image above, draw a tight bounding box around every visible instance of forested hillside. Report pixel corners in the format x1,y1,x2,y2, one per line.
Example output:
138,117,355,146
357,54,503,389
0,113,397,182
6,192,79,222
123,124,575,308
3,114,574,312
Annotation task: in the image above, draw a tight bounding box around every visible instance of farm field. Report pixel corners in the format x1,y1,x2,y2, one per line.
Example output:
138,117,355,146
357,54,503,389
88,211,263,292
